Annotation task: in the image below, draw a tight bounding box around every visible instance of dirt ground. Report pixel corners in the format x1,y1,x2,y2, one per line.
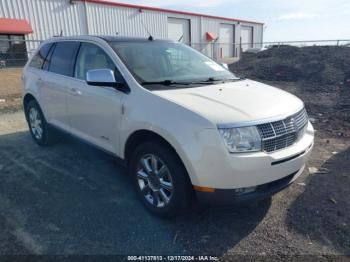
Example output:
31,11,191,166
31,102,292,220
0,68,23,113
0,67,349,258
230,46,350,138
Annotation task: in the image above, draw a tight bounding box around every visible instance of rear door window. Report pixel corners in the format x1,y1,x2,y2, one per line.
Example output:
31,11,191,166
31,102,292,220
48,41,80,77
29,43,53,69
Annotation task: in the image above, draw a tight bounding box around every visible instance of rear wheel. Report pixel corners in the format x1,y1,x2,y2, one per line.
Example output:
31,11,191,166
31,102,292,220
129,142,194,218
25,99,56,146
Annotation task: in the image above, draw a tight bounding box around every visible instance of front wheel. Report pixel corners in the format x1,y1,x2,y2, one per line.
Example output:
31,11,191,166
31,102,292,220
129,142,194,218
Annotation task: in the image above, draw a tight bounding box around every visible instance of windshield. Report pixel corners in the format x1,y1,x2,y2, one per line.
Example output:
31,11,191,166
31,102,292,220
108,41,239,89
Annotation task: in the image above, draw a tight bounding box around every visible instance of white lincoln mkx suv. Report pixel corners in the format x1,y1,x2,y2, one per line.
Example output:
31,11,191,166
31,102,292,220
22,36,314,217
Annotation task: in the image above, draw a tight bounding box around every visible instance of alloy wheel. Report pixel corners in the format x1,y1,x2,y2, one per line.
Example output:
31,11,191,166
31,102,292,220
136,154,174,208
28,107,43,140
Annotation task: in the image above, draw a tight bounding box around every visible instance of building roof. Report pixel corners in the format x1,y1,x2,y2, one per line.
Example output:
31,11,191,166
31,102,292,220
77,0,263,25
0,18,33,34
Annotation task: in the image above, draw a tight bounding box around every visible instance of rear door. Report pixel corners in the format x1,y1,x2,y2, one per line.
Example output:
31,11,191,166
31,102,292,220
40,41,80,131
66,42,124,154
25,42,54,116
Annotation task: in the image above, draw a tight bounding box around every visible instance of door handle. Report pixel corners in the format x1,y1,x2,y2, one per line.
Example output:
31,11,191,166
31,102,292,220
70,88,82,96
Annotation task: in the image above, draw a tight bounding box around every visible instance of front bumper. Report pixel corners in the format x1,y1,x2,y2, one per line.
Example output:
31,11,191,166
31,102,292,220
195,166,304,206
187,122,314,205
186,122,314,189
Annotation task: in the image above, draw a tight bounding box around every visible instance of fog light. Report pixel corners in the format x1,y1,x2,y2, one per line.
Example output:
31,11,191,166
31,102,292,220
234,186,257,195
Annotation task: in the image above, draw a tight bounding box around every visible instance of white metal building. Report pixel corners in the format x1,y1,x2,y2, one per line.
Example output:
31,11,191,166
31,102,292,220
0,0,263,63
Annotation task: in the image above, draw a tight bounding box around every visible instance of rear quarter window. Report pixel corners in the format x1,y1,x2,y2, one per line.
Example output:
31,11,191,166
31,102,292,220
48,41,80,76
29,43,53,69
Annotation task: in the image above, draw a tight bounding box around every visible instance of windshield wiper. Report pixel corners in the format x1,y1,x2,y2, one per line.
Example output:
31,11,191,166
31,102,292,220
141,77,241,87
201,77,241,83
141,80,192,86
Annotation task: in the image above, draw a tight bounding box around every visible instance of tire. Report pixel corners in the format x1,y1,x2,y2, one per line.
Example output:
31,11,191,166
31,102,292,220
25,99,56,146
129,141,194,218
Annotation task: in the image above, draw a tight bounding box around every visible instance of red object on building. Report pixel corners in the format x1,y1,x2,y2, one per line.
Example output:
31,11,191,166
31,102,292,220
0,18,33,34
206,32,216,41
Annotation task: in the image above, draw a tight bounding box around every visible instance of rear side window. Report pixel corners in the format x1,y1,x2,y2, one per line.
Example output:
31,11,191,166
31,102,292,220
49,41,80,76
29,43,53,69
42,43,55,71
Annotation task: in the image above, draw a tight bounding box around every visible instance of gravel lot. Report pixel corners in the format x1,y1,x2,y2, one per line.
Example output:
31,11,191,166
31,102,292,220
0,109,349,258
0,66,349,259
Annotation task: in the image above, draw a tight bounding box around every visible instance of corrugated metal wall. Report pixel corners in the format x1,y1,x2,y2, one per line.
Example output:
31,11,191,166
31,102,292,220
85,3,167,38
0,0,263,58
0,0,87,52
241,21,263,49
200,18,240,58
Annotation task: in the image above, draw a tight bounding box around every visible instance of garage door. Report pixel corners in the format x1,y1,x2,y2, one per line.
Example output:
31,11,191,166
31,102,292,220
241,26,253,52
219,24,234,58
167,17,190,45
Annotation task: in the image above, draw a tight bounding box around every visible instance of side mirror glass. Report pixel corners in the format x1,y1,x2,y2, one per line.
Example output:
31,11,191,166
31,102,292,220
86,69,123,88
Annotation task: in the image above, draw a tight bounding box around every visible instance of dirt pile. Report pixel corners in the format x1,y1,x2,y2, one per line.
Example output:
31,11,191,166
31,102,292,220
230,45,350,86
229,45,350,137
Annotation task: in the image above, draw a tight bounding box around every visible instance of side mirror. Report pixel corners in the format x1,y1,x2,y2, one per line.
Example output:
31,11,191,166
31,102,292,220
86,69,124,88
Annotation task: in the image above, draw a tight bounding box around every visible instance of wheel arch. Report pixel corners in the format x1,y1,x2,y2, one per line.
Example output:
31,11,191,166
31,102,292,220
124,130,178,163
23,92,49,122
123,129,195,183
23,93,37,110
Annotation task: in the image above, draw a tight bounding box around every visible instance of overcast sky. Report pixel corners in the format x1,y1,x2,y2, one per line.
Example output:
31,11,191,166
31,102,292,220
111,0,350,42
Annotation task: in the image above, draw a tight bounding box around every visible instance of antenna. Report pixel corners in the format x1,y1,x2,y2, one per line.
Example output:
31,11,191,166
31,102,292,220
139,11,153,40
53,30,63,37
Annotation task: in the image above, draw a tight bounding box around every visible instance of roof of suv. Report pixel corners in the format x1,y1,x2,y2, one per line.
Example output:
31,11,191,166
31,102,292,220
49,35,173,43
98,35,171,42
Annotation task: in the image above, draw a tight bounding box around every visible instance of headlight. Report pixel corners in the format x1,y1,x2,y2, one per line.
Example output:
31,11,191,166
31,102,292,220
218,126,262,153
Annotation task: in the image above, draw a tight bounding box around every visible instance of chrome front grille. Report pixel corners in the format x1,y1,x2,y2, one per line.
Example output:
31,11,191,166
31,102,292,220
257,109,308,153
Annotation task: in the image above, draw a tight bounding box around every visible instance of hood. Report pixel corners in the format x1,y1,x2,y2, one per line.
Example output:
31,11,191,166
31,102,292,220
153,79,304,126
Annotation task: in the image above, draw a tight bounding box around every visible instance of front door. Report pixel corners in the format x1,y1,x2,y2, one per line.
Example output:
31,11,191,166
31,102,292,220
67,42,124,154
